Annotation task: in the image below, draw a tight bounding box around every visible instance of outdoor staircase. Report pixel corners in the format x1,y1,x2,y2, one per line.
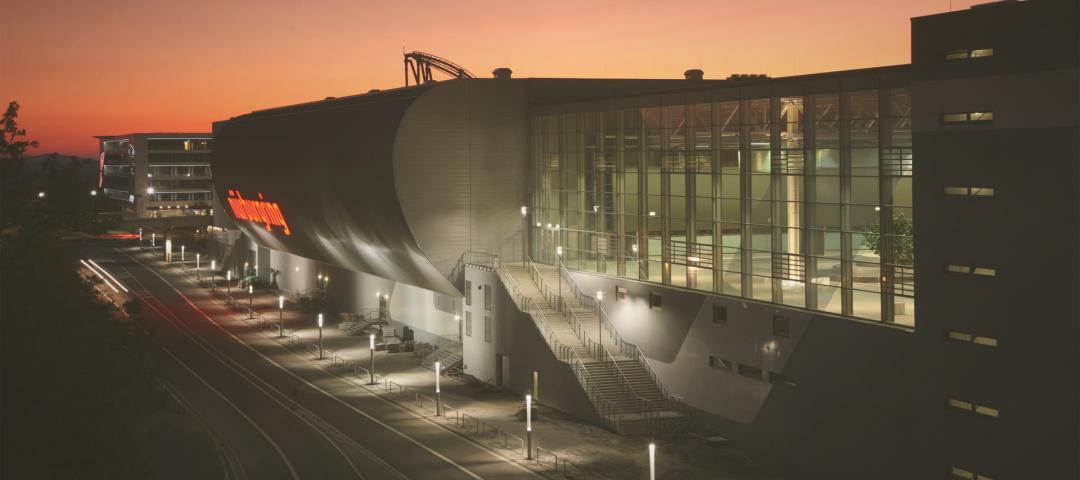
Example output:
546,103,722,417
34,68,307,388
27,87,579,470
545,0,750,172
459,252,689,436
420,347,463,374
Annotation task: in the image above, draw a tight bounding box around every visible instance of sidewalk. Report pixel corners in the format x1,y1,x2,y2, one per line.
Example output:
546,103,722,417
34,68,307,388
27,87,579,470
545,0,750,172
154,250,786,480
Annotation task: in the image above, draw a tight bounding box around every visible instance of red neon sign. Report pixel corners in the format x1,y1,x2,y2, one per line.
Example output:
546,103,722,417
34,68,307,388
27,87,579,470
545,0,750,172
226,189,292,236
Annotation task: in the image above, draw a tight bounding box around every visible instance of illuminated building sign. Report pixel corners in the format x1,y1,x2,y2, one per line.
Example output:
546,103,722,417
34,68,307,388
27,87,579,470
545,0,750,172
226,189,292,236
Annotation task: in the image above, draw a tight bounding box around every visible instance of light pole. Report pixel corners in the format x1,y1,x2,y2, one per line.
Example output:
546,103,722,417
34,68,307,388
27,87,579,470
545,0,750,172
226,270,232,303
556,246,564,310
151,232,156,248
138,228,143,248
248,285,254,319
596,290,604,350
369,334,376,385
317,313,324,359
435,360,442,416
520,206,528,266
526,393,533,460
181,244,185,265
196,253,201,282
211,260,217,292
649,443,656,480
278,295,285,337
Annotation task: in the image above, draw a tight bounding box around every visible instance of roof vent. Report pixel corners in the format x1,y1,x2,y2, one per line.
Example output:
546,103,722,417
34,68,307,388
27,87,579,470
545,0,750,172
726,73,770,81
684,69,704,81
368,89,381,93
493,67,513,80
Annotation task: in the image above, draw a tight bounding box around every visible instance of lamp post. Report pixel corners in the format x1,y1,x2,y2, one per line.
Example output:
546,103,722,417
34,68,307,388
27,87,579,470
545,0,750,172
181,244,185,265
151,232,156,248
520,206,528,266
138,228,143,248
556,246,564,310
435,360,442,416
596,290,604,350
317,313,324,359
226,270,232,304
278,295,285,337
211,260,217,292
369,334,376,385
196,253,201,283
248,285,254,319
649,443,656,480
526,393,533,460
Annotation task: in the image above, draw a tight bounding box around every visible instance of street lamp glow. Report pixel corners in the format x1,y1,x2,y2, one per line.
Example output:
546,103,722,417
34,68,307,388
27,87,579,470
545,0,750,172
632,244,639,253
546,223,552,228
37,191,46,198
279,295,285,310
146,187,154,194
596,290,603,301
536,222,541,227
211,259,216,271
318,313,323,328
435,361,441,393
226,270,231,281
248,285,253,294
520,206,527,216
90,189,97,196
556,246,563,256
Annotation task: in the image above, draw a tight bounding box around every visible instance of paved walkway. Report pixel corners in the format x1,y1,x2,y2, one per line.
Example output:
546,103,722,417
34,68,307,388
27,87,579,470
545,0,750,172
159,253,787,480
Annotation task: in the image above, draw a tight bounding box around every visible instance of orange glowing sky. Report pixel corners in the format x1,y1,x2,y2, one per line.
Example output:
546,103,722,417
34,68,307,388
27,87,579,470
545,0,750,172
2,0,984,157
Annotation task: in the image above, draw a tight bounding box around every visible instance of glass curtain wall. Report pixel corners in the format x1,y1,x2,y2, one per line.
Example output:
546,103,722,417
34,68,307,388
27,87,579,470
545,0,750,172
531,88,914,326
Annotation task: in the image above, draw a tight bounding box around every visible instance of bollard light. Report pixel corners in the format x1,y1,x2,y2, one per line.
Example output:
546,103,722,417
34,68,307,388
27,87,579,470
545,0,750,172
435,360,442,416
369,334,376,385
649,443,656,480
278,295,285,337
526,393,534,459
317,313,324,359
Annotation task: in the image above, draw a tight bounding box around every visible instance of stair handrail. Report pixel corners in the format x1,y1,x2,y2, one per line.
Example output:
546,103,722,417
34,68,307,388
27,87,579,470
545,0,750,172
461,250,625,430
550,249,680,416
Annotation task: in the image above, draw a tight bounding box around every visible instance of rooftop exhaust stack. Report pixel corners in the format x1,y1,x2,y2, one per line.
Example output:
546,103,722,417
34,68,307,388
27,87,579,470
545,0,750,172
684,69,704,81
493,67,513,80
727,73,770,81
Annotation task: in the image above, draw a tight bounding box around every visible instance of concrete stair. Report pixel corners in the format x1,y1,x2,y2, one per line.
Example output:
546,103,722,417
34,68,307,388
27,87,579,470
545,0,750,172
420,345,463,374
500,262,687,436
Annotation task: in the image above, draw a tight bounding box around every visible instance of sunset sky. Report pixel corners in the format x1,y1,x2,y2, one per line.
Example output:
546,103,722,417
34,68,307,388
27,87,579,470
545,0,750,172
3,0,984,157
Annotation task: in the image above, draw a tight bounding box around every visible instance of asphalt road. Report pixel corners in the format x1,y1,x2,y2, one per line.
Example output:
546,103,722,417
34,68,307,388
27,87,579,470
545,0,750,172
78,241,543,480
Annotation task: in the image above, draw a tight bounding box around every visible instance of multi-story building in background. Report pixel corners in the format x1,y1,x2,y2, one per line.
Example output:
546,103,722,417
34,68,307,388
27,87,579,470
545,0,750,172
96,132,213,217
209,1,1078,477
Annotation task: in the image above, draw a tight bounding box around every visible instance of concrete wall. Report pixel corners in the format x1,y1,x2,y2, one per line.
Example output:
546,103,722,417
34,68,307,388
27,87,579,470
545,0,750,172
394,78,530,277
463,267,602,425
567,270,922,478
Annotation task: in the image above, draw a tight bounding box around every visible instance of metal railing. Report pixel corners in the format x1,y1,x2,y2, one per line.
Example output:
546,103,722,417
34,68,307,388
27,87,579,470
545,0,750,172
548,249,689,433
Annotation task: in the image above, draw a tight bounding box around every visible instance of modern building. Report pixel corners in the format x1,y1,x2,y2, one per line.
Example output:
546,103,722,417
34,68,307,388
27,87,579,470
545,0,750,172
95,132,214,217
210,1,1078,477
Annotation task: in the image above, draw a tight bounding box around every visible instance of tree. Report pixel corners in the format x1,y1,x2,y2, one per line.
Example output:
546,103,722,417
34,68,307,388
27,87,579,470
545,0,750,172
862,212,914,266
2,101,39,226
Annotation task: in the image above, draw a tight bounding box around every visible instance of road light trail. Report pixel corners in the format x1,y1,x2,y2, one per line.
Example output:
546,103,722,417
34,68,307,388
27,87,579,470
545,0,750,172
124,249,537,480
87,258,128,292
131,275,373,479
160,347,300,480
79,259,118,292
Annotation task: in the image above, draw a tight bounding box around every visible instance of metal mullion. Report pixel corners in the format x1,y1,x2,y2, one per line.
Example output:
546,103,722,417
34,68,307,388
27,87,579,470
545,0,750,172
804,95,818,310
770,97,783,303
740,99,753,298
840,92,854,316
879,88,895,322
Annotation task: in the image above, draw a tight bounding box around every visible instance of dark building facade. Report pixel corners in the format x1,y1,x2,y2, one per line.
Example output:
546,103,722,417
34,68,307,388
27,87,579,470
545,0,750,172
211,1,1078,477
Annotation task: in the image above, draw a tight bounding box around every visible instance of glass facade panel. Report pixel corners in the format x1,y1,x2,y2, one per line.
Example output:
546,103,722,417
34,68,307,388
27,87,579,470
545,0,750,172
530,87,914,326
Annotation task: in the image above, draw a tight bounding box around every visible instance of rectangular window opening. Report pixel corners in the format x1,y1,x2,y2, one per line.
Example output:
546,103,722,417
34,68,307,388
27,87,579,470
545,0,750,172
772,315,790,337
768,371,797,387
649,292,662,309
737,363,763,380
713,304,728,324
615,286,627,302
465,280,472,306
708,356,733,370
